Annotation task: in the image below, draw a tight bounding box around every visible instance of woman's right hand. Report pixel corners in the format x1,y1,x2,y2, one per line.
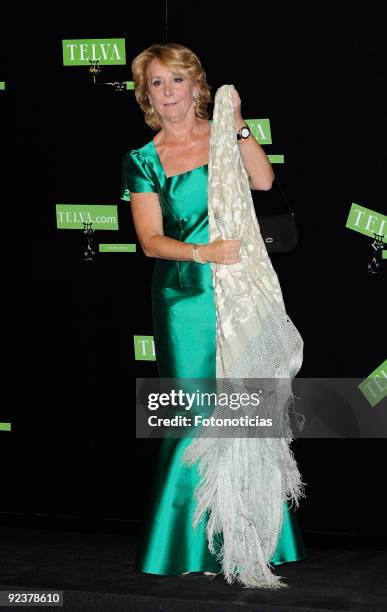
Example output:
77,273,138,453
201,235,242,264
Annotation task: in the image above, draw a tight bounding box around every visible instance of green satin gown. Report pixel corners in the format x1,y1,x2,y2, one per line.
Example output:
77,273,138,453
121,122,306,575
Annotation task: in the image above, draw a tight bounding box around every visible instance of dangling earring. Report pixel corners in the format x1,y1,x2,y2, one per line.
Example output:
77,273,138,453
193,91,198,115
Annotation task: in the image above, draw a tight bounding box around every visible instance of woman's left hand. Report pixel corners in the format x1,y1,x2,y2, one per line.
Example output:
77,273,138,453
231,87,242,119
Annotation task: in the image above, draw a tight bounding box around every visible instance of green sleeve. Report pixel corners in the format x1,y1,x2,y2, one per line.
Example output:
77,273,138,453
120,150,157,202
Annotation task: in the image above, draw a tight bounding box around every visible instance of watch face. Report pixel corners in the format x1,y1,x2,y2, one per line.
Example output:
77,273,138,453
241,126,250,138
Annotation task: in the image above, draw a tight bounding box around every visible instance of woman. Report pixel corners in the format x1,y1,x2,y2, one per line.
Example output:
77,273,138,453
121,42,306,581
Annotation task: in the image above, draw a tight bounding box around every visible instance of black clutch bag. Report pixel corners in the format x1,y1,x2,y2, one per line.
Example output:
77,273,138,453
256,177,299,253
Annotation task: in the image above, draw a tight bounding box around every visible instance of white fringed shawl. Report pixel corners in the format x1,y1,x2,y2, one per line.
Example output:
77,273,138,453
182,85,306,589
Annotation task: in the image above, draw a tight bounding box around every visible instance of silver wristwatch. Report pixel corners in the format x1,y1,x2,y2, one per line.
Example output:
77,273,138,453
236,125,251,140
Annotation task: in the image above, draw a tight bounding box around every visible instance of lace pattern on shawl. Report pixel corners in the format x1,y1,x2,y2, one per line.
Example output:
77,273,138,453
183,85,306,589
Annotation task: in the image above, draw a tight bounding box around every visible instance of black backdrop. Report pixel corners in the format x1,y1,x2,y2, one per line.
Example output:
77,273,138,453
2,2,386,545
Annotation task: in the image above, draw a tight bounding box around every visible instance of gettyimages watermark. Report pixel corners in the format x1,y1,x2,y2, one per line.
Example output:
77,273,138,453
135,377,387,439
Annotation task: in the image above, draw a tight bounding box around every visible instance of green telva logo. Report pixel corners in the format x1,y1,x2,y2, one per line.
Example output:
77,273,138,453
62,38,126,66
134,336,156,361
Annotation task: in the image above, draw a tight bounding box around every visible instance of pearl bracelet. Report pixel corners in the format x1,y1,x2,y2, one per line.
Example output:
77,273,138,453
192,243,206,264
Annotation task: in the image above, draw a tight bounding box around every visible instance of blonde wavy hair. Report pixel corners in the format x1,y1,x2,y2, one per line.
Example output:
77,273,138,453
131,42,212,131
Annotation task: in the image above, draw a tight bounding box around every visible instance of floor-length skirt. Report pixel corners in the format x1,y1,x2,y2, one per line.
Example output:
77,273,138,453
134,263,306,574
